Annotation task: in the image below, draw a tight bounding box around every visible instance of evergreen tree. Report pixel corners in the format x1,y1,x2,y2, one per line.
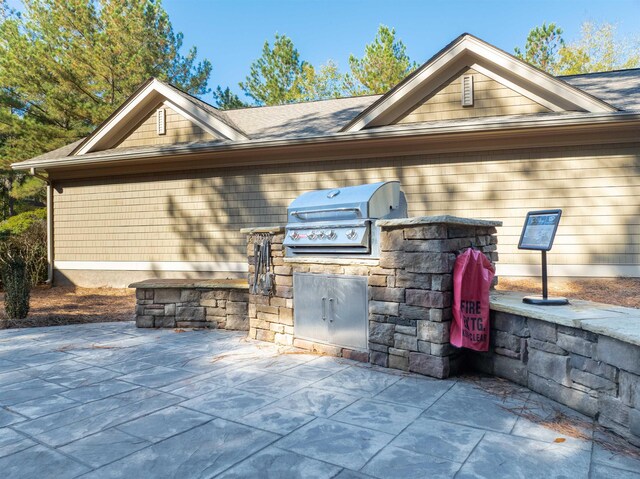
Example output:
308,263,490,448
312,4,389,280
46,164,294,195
239,33,308,106
514,23,565,73
212,86,249,110
344,25,417,95
0,0,212,219
239,33,346,106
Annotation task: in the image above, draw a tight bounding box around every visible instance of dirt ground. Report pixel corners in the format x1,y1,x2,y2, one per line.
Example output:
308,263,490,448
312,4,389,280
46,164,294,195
0,286,135,328
497,277,640,309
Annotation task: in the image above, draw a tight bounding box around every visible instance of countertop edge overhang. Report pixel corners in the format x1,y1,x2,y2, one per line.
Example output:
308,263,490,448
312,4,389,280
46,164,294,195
377,215,502,228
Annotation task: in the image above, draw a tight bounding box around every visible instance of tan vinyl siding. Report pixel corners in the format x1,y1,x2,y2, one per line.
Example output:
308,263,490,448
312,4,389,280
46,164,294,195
396,68,550,124
115,104,215,149
53,143,640,274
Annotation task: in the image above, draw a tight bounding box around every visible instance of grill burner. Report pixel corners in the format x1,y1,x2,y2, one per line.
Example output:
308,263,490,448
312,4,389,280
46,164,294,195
284,181,407,257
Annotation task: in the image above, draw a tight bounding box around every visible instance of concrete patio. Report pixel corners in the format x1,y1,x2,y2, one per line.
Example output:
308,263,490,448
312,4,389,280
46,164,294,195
0,322,638,479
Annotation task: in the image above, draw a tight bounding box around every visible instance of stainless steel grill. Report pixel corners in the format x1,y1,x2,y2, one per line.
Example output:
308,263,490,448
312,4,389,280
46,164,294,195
284,181,407,257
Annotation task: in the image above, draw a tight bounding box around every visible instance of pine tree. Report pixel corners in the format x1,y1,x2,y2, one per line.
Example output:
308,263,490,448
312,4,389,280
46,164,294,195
514,23,565,73
344,25,417,95
239,33,346,106
239,34,308,106
212,86,249,110
0,0,212,219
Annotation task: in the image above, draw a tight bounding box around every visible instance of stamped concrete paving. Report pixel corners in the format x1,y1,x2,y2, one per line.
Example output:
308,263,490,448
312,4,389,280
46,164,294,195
0,322,639,479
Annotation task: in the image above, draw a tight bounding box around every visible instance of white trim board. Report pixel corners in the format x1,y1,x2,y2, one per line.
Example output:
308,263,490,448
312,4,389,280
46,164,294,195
55,260,248,273
496,263,640,278
75,79,248,155
343,34,616,132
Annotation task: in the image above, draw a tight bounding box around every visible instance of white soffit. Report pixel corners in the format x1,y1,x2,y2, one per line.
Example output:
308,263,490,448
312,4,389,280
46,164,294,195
75,79,248,154
342,34,617,132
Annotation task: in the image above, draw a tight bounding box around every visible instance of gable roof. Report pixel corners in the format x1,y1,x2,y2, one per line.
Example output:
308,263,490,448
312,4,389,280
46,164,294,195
72,78,249,155
12,34,640,172
341,33,617,132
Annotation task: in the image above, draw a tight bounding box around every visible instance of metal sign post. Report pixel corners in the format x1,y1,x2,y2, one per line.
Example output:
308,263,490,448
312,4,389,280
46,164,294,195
517,209,568,306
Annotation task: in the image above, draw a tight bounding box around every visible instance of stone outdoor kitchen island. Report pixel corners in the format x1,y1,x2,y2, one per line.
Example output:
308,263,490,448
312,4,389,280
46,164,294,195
243,216,501,379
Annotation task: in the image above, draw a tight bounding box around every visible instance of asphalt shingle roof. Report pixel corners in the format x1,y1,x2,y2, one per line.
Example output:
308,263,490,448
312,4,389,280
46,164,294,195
561,68,640,112
17,68,640,165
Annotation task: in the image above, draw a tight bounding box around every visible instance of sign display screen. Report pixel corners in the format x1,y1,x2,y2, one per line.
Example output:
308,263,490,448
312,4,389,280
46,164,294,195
518,209,562,251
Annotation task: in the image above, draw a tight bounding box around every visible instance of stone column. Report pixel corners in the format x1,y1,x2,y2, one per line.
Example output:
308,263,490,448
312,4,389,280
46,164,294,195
372,216,501,378
242,227,295,346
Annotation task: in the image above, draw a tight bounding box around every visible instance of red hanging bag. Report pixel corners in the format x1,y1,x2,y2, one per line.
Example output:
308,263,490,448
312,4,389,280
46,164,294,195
450,248,495,352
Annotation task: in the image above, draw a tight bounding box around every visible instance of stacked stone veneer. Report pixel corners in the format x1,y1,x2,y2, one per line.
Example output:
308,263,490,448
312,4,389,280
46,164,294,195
132,280,249,330
469,308,640,446
243,217,500,377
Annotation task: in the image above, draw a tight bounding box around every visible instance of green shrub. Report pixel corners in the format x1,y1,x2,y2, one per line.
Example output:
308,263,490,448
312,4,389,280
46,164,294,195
0,208,46,237
0,213,47,288
1,253,30,319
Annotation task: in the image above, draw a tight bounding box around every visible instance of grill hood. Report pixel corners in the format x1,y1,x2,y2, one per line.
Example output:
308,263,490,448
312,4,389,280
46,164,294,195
284,181,407,257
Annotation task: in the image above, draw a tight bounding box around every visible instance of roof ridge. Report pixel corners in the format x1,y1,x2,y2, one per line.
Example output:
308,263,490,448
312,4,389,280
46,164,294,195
225,93,383,112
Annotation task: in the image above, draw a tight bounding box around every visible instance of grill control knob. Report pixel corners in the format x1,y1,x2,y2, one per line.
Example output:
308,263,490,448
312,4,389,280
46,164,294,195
289,231,300,241
308,231,317,240
346,229,358,240
318,231,326,239
327,230,337,240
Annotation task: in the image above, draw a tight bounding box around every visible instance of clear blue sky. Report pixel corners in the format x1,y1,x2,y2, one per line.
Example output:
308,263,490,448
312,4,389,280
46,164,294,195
164,0,640,104
7,0,640,104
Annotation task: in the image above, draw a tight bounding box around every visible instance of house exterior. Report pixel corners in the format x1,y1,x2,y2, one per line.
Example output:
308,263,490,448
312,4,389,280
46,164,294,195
12,34,640,287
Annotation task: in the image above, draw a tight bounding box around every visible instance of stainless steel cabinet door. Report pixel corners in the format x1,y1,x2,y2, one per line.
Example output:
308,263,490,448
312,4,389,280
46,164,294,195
293,273,331,344
328,276,368,351
294,273,368,351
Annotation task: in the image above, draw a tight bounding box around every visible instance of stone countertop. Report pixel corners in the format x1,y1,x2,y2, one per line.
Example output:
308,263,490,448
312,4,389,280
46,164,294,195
377,215,502,228
491,291,640,346
240,226,285,234
129,278,249,290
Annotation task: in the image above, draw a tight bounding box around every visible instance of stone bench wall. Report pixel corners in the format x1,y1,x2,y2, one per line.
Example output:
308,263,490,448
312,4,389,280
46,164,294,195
243,217,501,378
132,281,249,330
469,309,640,446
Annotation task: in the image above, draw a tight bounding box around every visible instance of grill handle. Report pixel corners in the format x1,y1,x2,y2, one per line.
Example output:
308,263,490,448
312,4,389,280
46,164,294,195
291,207,362,219
322,297,327,320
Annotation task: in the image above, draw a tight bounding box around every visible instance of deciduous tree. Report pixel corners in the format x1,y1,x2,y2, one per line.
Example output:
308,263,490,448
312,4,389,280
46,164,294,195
515,21,640,75
299,60,344,101
557,22,640,75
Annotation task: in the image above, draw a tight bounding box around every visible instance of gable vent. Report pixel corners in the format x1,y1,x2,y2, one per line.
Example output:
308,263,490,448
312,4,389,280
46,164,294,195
156,108,166,135
461,75,474,107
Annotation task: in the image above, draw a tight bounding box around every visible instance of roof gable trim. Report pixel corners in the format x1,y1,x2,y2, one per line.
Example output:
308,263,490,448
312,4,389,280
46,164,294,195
342,34,617,132
75,79,248,155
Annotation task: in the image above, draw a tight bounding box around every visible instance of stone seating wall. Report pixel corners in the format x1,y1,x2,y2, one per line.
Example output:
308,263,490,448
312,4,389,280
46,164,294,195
131,279,249,330
475,293,640,446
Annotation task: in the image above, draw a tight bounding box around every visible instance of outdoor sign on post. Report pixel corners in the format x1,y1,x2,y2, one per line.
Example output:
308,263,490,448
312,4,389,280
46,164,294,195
517,209,568,305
